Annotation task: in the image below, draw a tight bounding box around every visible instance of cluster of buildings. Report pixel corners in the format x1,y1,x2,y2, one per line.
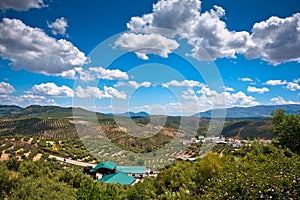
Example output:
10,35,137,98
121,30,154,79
84,161,153,185
183,135,243,147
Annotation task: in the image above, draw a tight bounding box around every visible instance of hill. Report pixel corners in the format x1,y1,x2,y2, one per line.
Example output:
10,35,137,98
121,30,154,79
193,104,300,118
221,119,273,139
0,105,22,117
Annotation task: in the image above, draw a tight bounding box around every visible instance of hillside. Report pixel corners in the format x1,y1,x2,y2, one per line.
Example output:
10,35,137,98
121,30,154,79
0,105,22,117
221,119,273,139
193,104,300,118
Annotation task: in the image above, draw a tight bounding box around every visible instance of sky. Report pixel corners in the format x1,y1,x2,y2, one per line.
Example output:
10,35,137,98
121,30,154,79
0,0,299,116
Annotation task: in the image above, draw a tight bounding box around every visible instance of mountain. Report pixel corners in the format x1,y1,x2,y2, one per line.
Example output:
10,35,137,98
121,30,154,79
193,104,300,118
107,111,150,118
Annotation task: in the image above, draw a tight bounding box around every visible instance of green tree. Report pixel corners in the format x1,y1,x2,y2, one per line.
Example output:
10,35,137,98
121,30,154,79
271,109,300,153
5,157,20,171
0,163,13,200
11,176,75,200
76,179,102,200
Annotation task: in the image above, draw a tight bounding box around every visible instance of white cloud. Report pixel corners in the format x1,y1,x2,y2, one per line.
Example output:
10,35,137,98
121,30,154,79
247,86,270,94
265,79,300,91
239,77,253,82
246,13,300,65
271,96,299,105
114,82,126,88
0,18,88,76
181,88,197,100
294,78,300,83
125,0,250,61
115,33,179,60
75,86,102,98
180,86,259,112
265,79,287,86
0,83,59,106
75,86,126,99
0,82,15,95
19,94,45,103
78,67,129,82
223,86,235,92
189,6,250,61
103,86,126,99
60,69,77,79
162,80,204,88
286,82,300,91
128,81,151,89
125,0,300,65
0,0,45,11
196,87,259,108
29,82,74,97
48,17,68,35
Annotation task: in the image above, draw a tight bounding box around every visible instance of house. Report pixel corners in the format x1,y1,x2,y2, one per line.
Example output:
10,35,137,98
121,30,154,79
88,161,147,185
89,161,117,179
98,172,136,185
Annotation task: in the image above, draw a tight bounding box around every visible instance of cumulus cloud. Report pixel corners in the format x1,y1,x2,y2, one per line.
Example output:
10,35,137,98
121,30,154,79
29,82,74,97
0,18,88,76
247,86,270,94
77,67,129,82
128,81,151,89
0,0,45,11
239,77,253,82
181,88,197,100
115,33,179,60
125,0,250,61
271,96,299,105
286,82,300,91
196,86,259,108
265,79,300,91
0,82,15,95
246,13,300,65
124,0,300,65
180,85,259,110
75,86,126,99
265,80,287,86
48,17,68,36
223,86,235,92
189,6,250,61
162,80,204,88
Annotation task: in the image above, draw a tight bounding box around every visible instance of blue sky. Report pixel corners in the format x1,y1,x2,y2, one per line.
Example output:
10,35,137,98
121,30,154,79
0,0,299,115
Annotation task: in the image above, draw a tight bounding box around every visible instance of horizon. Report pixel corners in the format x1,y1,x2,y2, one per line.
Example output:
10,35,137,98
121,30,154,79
1,103,299,117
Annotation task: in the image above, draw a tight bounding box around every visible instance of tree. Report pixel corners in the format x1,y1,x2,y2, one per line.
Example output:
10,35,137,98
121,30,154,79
271,109,300,153
5,157,20,171
11,176,76,200
0,163,13,199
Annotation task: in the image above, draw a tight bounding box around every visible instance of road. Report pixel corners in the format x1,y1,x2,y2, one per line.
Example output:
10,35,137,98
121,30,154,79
49,155,96,167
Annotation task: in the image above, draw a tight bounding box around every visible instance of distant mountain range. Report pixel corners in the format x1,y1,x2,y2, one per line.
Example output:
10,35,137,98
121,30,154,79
193,104,300,118
106,111,150,118
0,104,299,119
